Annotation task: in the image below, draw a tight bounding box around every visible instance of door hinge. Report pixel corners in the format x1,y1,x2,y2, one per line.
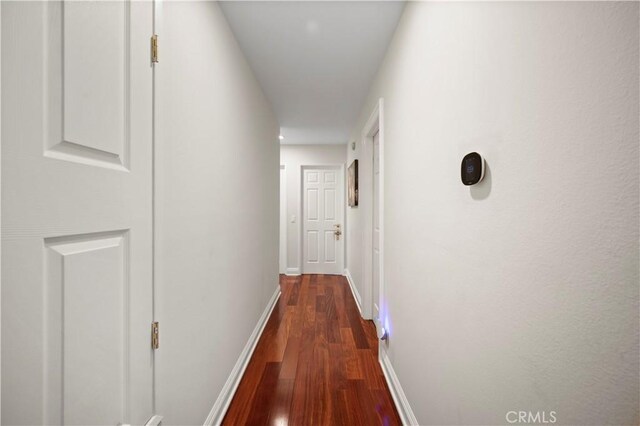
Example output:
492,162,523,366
151,34,158,63
151,321,159,349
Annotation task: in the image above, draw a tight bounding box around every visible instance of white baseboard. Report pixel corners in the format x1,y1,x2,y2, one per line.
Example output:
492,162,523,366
379,349,419,426
203,286,281,426
285,267,300,276
343,268,362,315
144,415,163,426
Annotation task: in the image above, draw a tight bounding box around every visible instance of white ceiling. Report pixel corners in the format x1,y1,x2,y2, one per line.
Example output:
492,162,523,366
219,1,405,145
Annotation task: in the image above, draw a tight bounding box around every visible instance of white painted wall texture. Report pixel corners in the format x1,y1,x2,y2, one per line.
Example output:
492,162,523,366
155,2,280,424
280,144,346,274
346,2,639,424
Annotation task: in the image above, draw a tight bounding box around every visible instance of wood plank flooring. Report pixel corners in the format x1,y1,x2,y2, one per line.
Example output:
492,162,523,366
222,274,401,426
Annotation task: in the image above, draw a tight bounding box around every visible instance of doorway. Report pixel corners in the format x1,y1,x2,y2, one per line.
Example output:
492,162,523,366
362,99,384,335
280,165,287,274
372,129,381,322
301,165,345,274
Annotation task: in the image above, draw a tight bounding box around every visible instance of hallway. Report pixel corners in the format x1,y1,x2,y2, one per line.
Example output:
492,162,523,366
2,1,638,424
223,275,400,425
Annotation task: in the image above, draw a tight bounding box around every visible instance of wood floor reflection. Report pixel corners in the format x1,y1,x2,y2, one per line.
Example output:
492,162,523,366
222,274,401,426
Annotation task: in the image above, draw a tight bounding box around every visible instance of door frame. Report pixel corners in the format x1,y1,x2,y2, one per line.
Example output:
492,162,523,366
299,164,346,275
361,99,384,327
279,165,287,274
150,0,160,423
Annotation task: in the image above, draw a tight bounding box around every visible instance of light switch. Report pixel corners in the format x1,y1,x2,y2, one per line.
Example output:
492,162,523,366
290,215,296,223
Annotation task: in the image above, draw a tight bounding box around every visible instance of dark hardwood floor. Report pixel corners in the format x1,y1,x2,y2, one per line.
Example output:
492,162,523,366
222,274,401,426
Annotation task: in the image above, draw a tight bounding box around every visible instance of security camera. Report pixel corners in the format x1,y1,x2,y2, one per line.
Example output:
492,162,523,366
461,152,485,186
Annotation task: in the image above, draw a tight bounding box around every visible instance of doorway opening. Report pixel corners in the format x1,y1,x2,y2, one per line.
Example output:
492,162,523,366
279,165,287,274
362,99,384,336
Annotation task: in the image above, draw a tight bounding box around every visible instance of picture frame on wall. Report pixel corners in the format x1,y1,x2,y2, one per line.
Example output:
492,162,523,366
348,159,358,207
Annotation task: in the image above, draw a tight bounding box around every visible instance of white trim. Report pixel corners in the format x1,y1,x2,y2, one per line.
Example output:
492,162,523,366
152,0,163,416
299,164,346,275
343,268,362,316
361,98,384,322
379,349,418,426
285,267,301,276
203,286,281,426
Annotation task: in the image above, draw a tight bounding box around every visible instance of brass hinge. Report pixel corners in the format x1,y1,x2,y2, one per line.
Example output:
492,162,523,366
151,34,158,63
151,321,159,349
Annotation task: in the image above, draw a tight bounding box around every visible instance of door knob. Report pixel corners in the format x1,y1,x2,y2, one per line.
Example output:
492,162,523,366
334,224,342,240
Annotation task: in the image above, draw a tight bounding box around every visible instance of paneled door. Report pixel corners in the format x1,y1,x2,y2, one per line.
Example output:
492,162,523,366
2,1,155,425
302,167,344,274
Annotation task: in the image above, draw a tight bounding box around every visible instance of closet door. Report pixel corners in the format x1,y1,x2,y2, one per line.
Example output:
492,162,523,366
2,1,154,424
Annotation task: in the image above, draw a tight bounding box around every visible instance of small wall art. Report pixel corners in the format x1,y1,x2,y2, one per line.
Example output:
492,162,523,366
348,159,358,207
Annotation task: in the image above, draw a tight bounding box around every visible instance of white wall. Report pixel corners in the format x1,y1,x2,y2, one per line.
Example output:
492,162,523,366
156,2,279,424
347,2,639,424
1,6,3,420
280,144,346,274
345,140,364,304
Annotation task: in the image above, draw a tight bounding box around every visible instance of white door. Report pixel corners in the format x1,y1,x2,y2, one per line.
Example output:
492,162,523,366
302,167,344,274
279,166,287,274
372,131,381,322
2,1,155,425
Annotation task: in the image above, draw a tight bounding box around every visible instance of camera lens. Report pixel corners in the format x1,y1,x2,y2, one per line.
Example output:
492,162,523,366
461,152,483,185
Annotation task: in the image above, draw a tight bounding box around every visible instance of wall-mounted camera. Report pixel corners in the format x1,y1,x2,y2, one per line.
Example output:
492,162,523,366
461,152,485,185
